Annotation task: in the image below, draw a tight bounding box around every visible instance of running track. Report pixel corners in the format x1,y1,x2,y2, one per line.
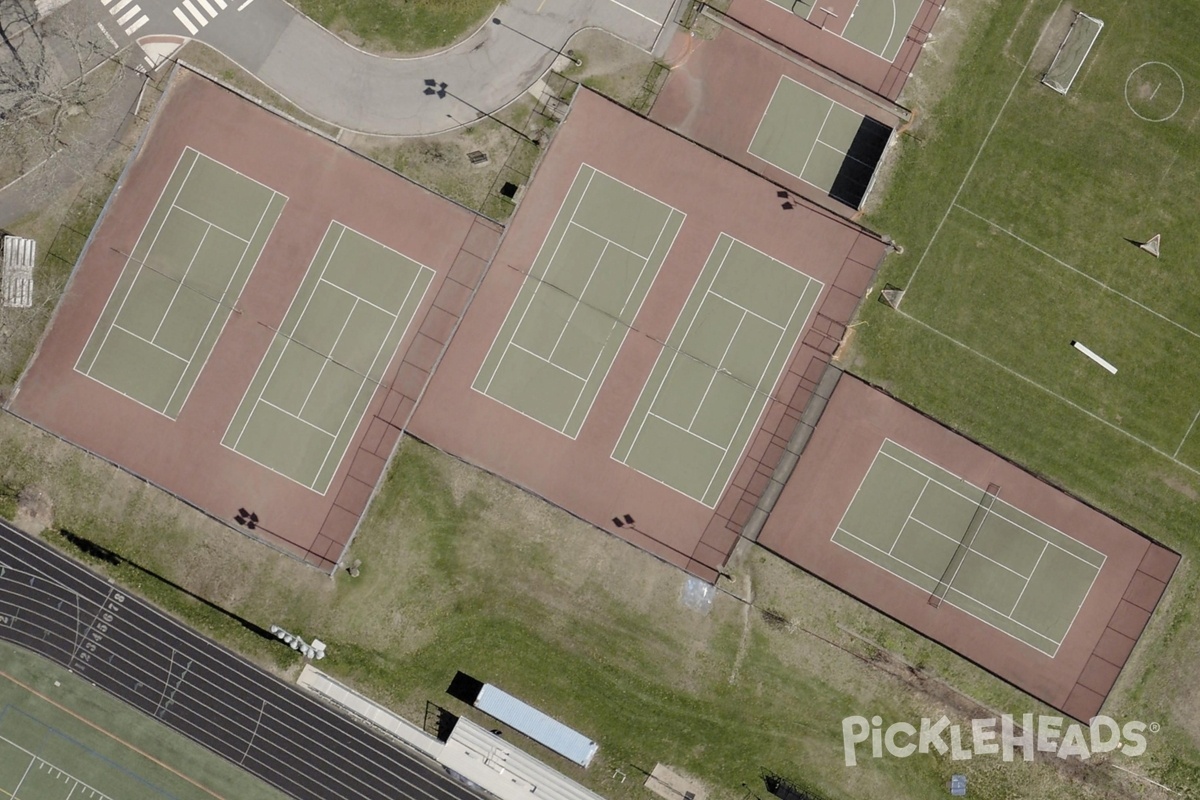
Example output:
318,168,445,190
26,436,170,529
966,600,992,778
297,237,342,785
0,519,477,800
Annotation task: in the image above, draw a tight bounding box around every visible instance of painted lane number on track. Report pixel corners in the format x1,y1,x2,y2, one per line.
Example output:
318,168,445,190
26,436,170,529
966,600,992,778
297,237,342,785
73,591,125,670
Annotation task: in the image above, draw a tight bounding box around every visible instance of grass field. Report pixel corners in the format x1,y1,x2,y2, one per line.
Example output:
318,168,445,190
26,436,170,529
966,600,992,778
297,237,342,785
850,0,1200,789
0,410,1181,800
288,0,496,55
3,0,1200,797
0,641,285,800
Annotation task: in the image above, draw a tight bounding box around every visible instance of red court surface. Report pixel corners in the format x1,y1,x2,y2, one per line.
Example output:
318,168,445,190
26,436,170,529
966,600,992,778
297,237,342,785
758,375,1180,719
409,89,887,580
651,26,903,212
724,0,946,101
10,70,501,571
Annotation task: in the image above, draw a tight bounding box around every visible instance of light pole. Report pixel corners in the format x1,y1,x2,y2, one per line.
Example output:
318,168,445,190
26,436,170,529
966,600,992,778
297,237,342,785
491,17,582,66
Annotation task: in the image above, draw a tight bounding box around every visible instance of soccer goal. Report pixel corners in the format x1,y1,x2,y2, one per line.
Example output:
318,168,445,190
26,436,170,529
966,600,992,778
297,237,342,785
1042,12,1104,94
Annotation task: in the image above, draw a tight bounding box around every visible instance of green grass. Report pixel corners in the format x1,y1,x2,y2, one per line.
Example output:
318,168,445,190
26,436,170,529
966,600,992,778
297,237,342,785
863,0,1200,465
11,408,1123,800
852,0,1200,789
0,641,286,800
289,0,499,55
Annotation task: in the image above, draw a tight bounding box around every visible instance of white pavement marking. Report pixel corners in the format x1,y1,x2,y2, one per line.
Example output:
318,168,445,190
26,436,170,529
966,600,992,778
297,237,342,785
116,5,142,25
126,15,149,34
95,21,118,47
604,0,660,24
109,0,134,14
182,0,208,25
196,0,217,17
173,6,198,33
237,0,255,9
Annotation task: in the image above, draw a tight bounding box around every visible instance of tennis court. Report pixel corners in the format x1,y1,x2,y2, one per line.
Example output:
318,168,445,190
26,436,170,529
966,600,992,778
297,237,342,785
833,439,1105,656
473,164,685,437
75,147,286,418
613,235,822,507
222,222,433,494
787,0,924,60
747,77,892,208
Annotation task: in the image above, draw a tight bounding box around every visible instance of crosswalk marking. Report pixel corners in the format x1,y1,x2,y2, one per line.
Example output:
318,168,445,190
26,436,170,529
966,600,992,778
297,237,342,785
172,6,198,33
170,0,235,34
182,0,208,25
100,0,150,39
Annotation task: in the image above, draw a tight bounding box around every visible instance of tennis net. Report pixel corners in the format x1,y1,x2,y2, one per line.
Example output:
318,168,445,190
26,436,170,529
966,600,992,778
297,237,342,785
928,483,1001,608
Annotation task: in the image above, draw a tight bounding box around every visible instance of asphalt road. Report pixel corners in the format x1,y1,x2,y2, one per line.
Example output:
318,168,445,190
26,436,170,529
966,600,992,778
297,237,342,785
88,0,679,135
0,519,478,800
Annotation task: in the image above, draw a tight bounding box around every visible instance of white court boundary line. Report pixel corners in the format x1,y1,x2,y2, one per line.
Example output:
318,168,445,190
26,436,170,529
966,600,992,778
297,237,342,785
887,477,929,554
75,148,196,382
73,146,287,419
780,0,920,61
612,233,823,507
603,0,660,25
168,194,286,416
877,443,1106,566
747,75,892,203
832,527,1062,656
840,0,906,61
829,438,1108,656
473,163,685,439
221,221,433,495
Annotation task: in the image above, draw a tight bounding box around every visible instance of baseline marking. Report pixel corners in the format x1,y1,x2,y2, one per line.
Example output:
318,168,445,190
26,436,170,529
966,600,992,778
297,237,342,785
832,527,1062,655
877,444,1105,567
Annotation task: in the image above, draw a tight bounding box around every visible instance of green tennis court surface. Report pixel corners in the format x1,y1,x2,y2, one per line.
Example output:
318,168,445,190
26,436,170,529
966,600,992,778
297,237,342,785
223,222,433,493
833,440,1106,656
613,234,822,506
473,164,685,437
747,77,892,208
75,147,286,418
786,0,923,60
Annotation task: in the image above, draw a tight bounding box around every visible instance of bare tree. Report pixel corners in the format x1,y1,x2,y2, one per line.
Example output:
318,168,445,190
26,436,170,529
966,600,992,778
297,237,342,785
0,0,132,192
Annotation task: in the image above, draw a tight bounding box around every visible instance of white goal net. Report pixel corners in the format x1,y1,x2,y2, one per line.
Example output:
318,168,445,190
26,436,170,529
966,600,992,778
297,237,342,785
1042,12,1104,94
